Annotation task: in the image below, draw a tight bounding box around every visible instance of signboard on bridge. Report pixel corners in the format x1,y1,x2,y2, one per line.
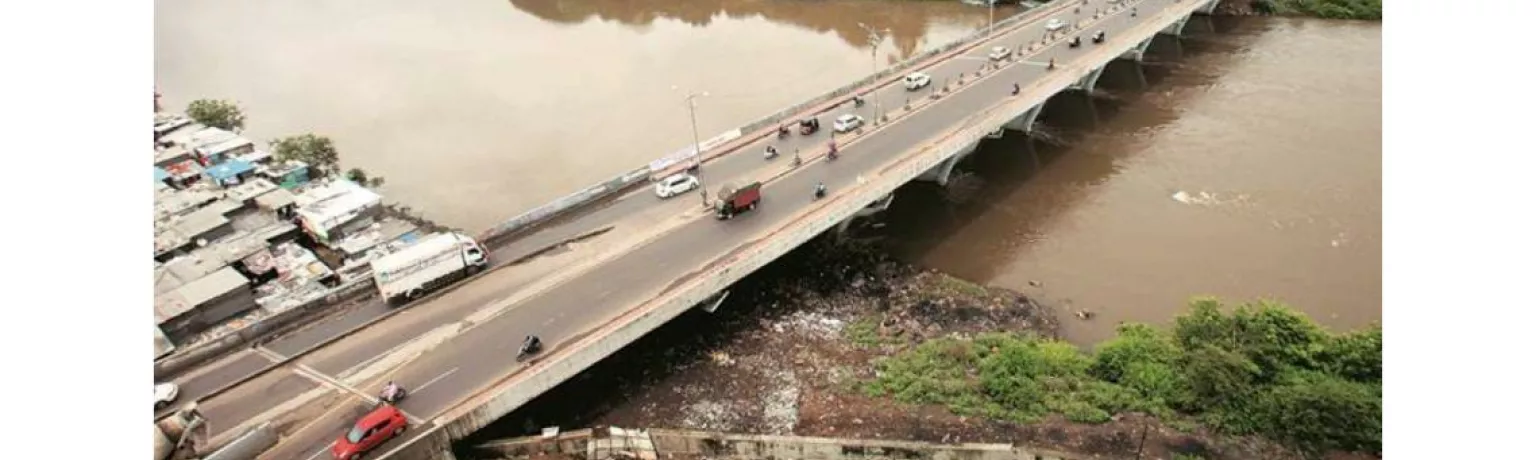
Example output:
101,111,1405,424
648,129,742,173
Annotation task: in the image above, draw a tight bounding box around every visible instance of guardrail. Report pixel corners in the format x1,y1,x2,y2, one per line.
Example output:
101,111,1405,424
474,1,1078,246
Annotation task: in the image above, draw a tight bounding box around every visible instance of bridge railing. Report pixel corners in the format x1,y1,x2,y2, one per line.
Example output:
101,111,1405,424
474,1,1078,247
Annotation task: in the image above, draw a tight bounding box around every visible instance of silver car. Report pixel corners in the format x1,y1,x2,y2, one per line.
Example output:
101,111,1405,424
654,173,700,199
833,114,865,133
1046,18,1068,33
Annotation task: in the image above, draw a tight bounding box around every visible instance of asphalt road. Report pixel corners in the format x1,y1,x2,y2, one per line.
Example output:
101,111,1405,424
172,0,1196,457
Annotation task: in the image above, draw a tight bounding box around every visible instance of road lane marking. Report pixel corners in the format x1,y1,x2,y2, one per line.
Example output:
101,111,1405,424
252,345,286,361
413,368,458,394
304,446,329,460
287,361,376,402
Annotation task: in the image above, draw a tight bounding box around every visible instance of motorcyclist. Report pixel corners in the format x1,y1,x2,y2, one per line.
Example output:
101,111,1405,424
827,141,838,160
778,125,790,137
853,95,865,107
521,335,542,355
1047,58,1056,70
765,145,779,158
1012,83,1021,95
382,381,403,402
814,182,827,199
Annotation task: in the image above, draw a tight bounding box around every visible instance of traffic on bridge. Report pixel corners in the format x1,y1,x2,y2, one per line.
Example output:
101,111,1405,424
155,1,1218,458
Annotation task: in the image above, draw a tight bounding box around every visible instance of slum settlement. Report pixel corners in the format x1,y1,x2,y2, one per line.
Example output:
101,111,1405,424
152,113,424,358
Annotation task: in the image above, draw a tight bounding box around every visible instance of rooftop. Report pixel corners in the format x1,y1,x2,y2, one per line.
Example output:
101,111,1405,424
155,267,250,324
294,180,382,232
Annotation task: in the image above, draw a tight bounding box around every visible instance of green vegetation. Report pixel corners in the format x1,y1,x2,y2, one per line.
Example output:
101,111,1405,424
269,134,385,187
1252,0,1383,20
863,298,1381,457
185,99,246,132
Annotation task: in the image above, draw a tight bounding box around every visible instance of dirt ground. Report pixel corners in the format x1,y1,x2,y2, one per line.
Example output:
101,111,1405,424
499,240,1362,460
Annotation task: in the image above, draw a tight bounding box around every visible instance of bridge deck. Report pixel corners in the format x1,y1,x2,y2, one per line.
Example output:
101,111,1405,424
168,1,1212,458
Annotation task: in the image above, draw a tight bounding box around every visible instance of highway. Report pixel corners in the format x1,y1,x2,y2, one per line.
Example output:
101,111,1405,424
162,0,1201,458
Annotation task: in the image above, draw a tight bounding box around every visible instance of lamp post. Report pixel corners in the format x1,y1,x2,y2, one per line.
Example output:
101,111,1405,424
672,87,709,171
988,0,995,34
856,22,891,121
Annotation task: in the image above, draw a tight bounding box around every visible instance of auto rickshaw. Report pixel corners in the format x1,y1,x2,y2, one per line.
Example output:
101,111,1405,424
799,118,820,135
1091,31,1106,44
1068,36,1082,48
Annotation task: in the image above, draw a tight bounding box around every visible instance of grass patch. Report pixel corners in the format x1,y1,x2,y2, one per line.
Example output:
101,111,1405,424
862,298,1381,457
1252,0,1383,20
923,273,991,298
843,316,894,348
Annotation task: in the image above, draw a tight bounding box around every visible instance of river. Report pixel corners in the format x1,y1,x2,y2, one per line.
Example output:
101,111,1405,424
155,2,1380,343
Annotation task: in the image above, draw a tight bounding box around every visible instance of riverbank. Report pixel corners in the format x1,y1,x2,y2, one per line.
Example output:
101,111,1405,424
1219,0,1383,20
476,240,1378,460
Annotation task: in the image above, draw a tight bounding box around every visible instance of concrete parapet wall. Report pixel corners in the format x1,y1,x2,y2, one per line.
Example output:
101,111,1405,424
474,427,1084,460
153,277,375,380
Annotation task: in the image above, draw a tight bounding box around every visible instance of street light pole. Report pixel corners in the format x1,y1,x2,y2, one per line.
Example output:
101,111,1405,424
856,22,891,121
684,92,705,170
988,0,995,34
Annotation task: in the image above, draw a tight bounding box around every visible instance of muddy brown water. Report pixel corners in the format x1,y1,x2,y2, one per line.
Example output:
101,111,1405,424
876,17,1381,344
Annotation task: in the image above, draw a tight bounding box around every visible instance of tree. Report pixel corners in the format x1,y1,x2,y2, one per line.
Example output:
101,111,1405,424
346,168,387,188
1245,372,1382,456
1317,324,1382,382
270,134,341,176
185,99,246,132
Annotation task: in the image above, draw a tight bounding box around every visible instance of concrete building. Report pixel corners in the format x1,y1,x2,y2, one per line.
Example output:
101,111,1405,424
293,179,383,246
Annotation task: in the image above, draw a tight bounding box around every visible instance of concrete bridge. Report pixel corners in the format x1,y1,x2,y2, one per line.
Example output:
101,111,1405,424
164,1,1224,458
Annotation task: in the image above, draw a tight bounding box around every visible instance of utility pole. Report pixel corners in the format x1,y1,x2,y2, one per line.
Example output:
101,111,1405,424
682,91,707,171
856,22,891,122
988,0,996,34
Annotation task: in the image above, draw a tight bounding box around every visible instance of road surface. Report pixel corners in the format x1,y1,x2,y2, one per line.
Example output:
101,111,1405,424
167,1,1192,457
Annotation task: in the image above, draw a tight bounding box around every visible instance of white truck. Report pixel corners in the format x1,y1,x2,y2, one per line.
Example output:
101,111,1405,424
371,232,488,305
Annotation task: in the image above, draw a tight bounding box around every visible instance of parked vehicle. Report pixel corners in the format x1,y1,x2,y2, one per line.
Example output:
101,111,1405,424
833,114,865,133
654,173,700,199
371,232,488,305
1045,18,1068,32
988,46,1012,61
154,382,179,409
331,404,409,460
904,72,931,91
714,182,763,220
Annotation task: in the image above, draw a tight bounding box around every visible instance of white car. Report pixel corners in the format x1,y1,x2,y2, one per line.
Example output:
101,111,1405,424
833,114,865,133
903,72,932,91
155,382,180,409
1046,18,1068,33
988,46,1012,61
654,173,700,199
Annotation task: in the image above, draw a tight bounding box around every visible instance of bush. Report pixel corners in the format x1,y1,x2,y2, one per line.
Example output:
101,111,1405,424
863,298,1381,456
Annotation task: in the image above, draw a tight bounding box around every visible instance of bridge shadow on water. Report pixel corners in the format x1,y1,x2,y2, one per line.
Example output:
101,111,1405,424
455,14,1263,454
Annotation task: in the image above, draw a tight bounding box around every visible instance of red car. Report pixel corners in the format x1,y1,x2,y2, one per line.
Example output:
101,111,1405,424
331,404,408,459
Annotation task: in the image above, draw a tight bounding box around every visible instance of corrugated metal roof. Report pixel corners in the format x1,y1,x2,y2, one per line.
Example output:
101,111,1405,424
174,266,250,306
204,159,256,182
172,206,231,240
295,180,381,232
253,187,297,210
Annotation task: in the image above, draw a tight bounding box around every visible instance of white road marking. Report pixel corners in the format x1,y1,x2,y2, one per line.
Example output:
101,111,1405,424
304,445,330,460
251,345,286,361
414,368,458,394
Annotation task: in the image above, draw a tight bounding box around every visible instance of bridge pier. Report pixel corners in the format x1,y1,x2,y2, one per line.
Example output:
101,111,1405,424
1071,65,1108,94
833,193,895,237
1002,104,1045,136
1119,37,1156,62
697,290,730,313
985,127,1005,139
916,139,980,186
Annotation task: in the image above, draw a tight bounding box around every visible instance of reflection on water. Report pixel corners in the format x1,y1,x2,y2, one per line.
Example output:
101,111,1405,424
155,0,1009,229
878,17,1382,343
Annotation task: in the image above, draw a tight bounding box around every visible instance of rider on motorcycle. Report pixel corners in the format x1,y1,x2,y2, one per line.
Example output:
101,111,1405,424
1012,83,1021,95
815,182,827,198
382,381,403,402
521,335,542,355
766,145,778,157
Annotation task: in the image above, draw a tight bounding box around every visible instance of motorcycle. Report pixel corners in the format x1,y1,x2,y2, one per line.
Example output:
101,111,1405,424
777,125,790,139
1011,83,1020,96
764,146,779,160
826,142,839,161
813,183,827,201
852,96,865,108
380,384,407,404
517,335,543,361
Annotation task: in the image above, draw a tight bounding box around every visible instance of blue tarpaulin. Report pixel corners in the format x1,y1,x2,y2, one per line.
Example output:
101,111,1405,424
153,167,170,183
203,159,256,183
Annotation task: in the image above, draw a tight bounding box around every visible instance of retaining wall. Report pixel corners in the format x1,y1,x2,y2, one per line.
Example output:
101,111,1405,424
473,427,1084,460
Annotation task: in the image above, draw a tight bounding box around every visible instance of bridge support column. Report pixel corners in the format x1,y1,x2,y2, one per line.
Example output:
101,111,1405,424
1003,104,1044,135
1071,65,1108,94
698,290,730,313
1161,13,1194,37
917,139,981,186
985,128,1006,139
1119,37,1155,62
857,193,896,217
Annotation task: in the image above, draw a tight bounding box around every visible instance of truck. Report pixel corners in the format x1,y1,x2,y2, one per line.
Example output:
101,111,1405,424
371,232,488,305
714,181,762,220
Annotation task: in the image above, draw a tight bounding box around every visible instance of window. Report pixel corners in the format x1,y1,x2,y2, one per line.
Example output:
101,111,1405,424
346,425,368,444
